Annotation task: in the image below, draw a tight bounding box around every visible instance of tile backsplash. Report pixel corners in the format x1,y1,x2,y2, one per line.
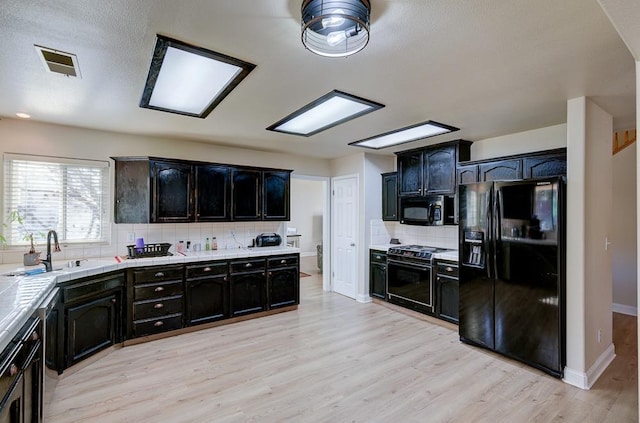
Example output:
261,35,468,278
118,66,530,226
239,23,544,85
370,219,458,250
0,222,284,265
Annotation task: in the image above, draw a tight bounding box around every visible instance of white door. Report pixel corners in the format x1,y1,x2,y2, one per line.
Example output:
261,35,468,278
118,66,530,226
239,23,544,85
331,175,358,299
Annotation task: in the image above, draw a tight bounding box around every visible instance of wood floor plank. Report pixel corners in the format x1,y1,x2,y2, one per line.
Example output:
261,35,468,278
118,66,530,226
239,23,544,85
47,264,638,423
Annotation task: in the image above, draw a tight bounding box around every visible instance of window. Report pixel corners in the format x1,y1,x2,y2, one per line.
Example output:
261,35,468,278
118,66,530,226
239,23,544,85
3,154,109,246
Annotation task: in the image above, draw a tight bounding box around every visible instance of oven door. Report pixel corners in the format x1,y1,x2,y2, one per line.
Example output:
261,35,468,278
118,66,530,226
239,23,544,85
387,259,434,314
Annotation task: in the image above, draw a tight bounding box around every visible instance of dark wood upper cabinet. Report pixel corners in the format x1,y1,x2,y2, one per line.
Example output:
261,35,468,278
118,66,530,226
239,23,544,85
396,140,472,197
381,172,398,221
263,170,291,221
113,157,290,223
456,164,479,185
456,148,566,184
152,160,192,223
196,165,230,221
523,153,567,179
232,168,261,220
478,159,522,182
397,151,423,196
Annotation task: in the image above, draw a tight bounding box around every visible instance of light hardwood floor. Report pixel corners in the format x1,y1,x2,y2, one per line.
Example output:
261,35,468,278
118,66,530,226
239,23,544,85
47,258,637,422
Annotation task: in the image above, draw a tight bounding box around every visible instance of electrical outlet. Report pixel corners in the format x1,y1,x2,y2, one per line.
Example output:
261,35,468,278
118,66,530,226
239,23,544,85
127,232,135,243
597,329,602,343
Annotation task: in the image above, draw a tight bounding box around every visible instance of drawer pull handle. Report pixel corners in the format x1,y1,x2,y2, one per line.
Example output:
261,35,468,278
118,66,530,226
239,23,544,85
154,303,164,309
280,259,286,264
155,272,165,278
154,286,165,292
154,321,164,327
245,263,252,268
204,267,211,272
446,267,453,272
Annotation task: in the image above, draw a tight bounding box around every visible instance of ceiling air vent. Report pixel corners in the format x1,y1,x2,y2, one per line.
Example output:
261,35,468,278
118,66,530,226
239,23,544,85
34,45,81,78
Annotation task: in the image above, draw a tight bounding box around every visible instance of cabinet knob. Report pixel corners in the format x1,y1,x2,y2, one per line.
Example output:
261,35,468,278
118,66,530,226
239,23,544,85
224,276,228,282
155,272,165,278
268,271,273,277
154,303,164,309
154,286,165,292
245,263,252,268
280,259,286,264
9,363,18,376
111,298,117,304
30,331,39,341
204,267,211,272
154,321,164,327
446,267,453,272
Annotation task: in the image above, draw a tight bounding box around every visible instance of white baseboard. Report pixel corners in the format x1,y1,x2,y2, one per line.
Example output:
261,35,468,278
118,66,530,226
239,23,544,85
612,302,637,316
356,294,372,304
563,343,616,389
300,252,317,258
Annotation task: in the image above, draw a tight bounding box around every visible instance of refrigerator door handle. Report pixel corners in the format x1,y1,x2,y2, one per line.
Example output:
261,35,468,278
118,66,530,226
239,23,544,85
485,190,492,279
493,189,501,279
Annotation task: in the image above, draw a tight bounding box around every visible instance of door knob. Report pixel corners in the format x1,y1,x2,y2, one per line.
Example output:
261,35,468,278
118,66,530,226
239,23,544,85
350,243,355,247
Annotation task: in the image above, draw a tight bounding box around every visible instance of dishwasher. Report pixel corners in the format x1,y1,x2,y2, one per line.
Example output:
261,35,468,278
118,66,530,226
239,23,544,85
38,287,60,421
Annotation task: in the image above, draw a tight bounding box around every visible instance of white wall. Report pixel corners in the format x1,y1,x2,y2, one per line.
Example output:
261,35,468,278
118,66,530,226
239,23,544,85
612,142,637,315
470,123,567,160
289,177,324,256
564,97,615,389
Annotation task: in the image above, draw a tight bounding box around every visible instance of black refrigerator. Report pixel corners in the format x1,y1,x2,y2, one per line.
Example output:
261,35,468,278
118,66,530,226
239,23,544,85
458,178,565,377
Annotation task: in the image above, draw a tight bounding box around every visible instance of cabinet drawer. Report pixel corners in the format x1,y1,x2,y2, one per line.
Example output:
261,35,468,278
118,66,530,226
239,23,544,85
133,295,183,320
437,261,459,278
133,313,183,337
62,274,124,303
134,281,184,301
186,262,228,279
133,266,183,284
370,251,387,264
267,256,298,269
230,259,265,274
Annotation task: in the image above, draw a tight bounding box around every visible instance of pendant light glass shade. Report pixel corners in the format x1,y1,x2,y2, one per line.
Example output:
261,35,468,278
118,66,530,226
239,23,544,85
301,0,371,58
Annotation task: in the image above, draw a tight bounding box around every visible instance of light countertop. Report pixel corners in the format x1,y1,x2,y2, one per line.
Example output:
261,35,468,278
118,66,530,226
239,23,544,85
0,245,299,353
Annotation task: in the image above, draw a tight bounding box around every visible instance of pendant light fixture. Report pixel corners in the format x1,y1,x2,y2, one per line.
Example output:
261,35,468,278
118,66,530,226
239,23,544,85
301,0,371,58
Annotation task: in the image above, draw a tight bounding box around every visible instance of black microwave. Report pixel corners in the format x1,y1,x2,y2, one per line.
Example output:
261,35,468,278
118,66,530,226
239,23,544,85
399,195,455,226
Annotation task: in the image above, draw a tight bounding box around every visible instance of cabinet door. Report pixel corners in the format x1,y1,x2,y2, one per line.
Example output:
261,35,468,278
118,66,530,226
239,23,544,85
66,293,119,367
457,164,478,185
370,261,387,300
152,161,192,222
114,160,150,223
263,170,290,221
437,275,459,323
186,275,229,325
381,173,398,221
22,342,42,423
267,266,299,309
397,151,424,196
229,271,266,317
195,165,230,221
232,168,261,220
523,154,566,179
479,159,522,182
424,147,456,194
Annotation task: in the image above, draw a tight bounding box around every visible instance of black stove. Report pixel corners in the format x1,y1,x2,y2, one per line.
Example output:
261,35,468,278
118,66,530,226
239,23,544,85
387,244,449,260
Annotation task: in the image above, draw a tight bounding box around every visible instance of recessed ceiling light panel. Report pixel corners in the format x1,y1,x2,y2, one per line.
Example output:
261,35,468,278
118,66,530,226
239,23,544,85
140,35,256,118
349,120,459,149
267,90,384,137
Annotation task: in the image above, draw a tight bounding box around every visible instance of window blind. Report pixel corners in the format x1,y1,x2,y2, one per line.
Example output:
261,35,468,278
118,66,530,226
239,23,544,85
3,154,110,246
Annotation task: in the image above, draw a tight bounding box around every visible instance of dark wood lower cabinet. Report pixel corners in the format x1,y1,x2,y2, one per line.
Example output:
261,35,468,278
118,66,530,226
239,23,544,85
267,256,299,309
230,259,267,317
66,293,119,367
435,260,459,324
369,250,387,300
185,262,229,325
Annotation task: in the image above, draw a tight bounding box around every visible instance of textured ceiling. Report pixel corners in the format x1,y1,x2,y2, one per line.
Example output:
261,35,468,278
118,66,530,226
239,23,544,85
0,0,636,159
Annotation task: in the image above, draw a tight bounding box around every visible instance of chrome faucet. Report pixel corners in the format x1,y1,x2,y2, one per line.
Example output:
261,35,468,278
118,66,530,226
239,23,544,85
41,230,61,272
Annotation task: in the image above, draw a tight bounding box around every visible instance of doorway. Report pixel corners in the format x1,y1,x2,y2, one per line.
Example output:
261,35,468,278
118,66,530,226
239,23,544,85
331,174,358,299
